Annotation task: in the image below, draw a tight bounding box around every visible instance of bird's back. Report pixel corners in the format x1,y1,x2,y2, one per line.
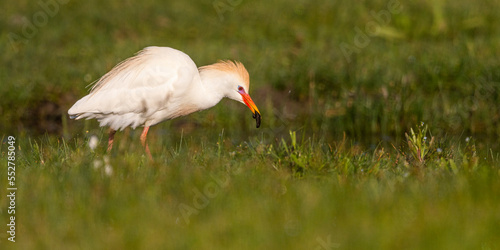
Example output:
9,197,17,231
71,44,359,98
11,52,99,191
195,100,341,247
68,47,202,130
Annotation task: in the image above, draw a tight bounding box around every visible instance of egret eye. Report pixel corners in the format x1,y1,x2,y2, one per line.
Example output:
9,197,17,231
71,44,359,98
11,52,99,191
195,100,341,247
238,86,244,91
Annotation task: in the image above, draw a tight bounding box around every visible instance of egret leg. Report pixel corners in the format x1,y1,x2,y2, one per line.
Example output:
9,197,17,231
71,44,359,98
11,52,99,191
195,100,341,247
107,129,116,153
140,126,153,160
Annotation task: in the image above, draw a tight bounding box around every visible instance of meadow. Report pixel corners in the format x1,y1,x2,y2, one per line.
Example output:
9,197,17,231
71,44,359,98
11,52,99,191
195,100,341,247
1,0,500,249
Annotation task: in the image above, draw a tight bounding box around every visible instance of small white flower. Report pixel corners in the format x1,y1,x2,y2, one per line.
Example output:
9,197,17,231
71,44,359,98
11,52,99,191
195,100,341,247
105,164,113,176
465,137,470,142
437,148,443,153
89,135,99,151
423,136,427,141
103,155,110,164
93,159,102,170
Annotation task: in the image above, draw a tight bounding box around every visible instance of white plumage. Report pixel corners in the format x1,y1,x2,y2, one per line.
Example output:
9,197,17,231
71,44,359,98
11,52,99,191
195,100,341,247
69,46,261,159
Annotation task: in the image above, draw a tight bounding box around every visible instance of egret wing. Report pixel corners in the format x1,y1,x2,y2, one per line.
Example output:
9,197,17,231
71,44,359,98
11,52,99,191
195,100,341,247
69,47,199,120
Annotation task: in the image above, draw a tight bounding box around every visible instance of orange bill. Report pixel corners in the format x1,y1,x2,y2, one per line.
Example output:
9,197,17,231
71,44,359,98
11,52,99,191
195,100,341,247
238,88,261,128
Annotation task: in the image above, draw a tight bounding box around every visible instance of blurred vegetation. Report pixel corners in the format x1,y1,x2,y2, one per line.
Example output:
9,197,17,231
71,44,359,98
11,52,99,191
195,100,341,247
1,0,500,249
1,0,499,139
1,125,500,249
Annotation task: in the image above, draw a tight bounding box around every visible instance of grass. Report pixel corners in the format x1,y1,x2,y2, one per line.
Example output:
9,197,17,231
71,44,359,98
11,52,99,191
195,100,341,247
1,0,500,249
2,127,500,249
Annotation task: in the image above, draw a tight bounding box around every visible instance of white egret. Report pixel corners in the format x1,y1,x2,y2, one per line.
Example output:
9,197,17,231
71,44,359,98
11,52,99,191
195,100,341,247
68,46,261,159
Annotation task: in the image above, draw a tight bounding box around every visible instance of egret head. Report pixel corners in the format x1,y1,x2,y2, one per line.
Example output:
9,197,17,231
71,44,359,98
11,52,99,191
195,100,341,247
199,60,261,128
